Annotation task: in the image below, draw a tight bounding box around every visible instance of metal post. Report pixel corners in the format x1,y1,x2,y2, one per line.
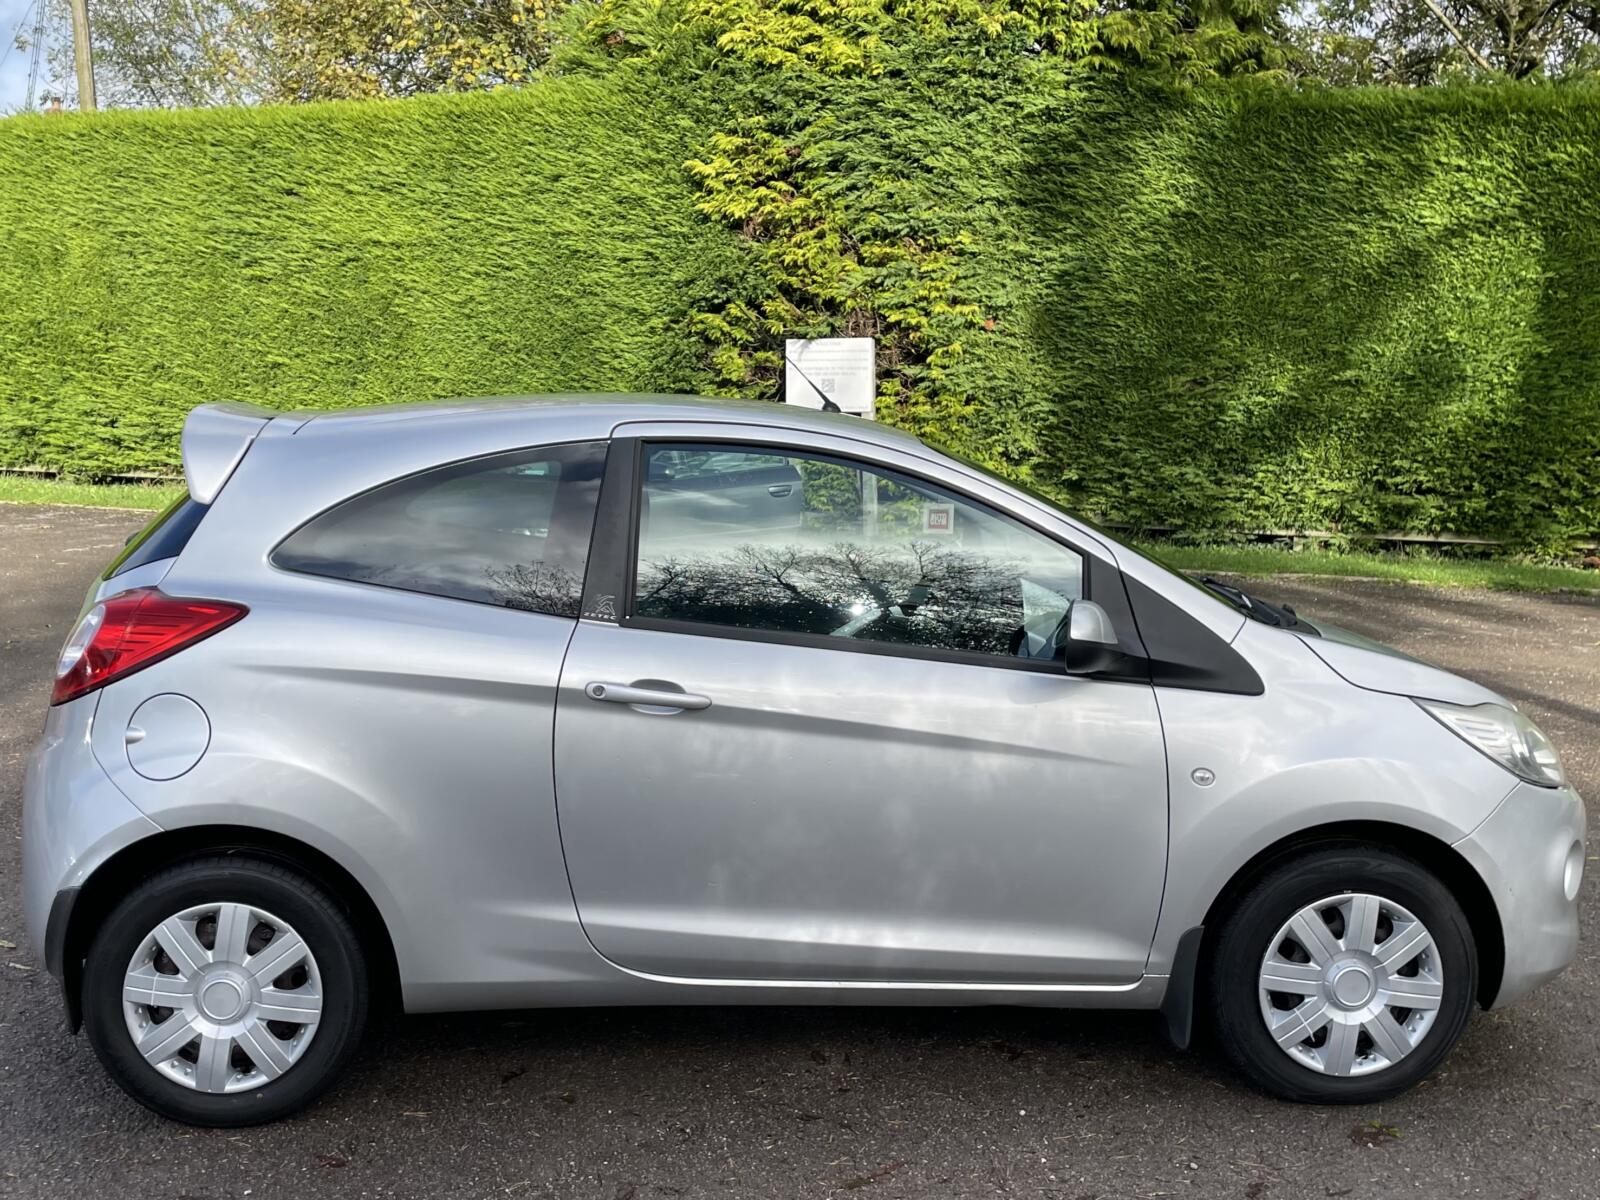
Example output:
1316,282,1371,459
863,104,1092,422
24,0,46,110
69,0,95,111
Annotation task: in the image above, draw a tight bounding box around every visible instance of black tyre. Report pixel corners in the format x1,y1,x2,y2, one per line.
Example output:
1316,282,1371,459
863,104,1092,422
1210,844,1476,1104
83,855,369,1126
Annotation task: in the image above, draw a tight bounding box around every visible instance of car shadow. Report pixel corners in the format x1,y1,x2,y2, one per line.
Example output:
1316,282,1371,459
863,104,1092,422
321,997,1545,1133
341,1002,1223,1105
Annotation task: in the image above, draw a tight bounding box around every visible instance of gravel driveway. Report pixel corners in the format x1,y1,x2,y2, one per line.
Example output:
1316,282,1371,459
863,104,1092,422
1,504,1595,1200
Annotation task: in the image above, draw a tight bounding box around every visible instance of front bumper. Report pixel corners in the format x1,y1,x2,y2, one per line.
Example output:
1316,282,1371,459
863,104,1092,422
1453,780,1587,1008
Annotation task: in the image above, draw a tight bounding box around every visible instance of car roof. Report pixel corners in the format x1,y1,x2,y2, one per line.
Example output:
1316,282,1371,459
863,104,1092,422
287,393,925,452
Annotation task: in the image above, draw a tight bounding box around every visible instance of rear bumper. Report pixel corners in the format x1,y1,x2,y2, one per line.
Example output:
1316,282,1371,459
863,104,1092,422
1454,780,1587,1008
22,696,161,980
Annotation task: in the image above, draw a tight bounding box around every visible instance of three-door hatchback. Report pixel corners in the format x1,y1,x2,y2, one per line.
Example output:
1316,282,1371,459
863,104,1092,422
23,395,1585,1125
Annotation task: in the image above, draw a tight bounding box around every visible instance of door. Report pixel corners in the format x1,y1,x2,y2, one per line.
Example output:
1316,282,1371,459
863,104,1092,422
553,437,1169,984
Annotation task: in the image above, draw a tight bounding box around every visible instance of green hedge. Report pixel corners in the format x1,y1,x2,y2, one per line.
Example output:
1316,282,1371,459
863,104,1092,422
0,78,738,476
957,86,1600,545
2,77,1599,544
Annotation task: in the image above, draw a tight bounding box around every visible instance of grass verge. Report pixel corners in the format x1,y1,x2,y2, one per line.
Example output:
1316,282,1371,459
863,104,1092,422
0,475,183,510
1139,541,1600,595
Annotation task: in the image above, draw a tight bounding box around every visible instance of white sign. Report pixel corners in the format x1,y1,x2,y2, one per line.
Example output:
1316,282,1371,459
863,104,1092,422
784,337,875,418
921,502,955,535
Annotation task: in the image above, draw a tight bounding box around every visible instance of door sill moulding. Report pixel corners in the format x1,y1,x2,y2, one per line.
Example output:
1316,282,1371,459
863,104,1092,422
595,956,1170,1009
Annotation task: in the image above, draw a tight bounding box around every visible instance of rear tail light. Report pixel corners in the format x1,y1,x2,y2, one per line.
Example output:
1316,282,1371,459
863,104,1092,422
52,588,247,706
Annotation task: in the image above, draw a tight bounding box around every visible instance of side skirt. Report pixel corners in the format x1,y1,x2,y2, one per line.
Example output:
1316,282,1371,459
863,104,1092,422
402,972,1172,1013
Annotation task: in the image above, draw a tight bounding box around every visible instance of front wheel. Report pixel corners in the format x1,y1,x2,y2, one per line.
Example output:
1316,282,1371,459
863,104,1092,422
1210,845,1477,1103
83,855,369,1126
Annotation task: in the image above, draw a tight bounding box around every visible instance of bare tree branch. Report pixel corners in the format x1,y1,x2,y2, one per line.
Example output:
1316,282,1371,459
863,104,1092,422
1420,0,1502,68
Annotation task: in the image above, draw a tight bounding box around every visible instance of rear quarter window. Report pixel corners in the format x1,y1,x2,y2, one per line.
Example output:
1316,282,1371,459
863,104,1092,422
104,494,210,580
271,440,607,618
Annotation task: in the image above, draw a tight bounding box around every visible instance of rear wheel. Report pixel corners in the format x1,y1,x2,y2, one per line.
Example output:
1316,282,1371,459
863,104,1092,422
1210,845,1476,1103
83,856,368,1126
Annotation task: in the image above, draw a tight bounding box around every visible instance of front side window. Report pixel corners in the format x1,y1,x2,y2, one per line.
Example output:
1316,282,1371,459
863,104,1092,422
274,440,606,617
633,443,1085,662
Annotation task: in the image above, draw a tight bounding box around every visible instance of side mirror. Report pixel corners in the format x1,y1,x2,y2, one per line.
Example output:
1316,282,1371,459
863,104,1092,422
1054,599,1125,675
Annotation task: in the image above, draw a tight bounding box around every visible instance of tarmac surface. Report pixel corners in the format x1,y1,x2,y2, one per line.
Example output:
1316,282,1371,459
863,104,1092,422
1,503,1596,1199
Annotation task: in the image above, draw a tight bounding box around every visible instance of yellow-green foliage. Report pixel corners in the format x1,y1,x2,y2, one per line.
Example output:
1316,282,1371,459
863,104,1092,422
268,0,562,99
0,77,737,475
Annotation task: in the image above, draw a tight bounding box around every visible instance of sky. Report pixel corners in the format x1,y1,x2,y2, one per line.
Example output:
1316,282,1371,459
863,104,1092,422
0,0,42,114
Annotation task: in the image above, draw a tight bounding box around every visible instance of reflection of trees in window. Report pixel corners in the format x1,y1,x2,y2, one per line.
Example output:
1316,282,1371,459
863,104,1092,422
483,560,585,618
799,461,863,527
873,478,928,534
636,540,1046,657
798,463,949,536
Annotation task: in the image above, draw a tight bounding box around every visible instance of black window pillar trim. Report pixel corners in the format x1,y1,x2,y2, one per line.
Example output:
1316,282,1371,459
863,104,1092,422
578,436,640,624
1122,574,1265,696
1083,550,1152,686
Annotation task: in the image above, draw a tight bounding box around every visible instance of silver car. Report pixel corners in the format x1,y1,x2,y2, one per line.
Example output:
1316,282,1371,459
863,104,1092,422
22,395,1585,1126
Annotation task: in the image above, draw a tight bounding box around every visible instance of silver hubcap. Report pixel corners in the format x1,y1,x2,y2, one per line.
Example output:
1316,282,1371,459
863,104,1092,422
122,902,322,1094
1258,892,1443,1077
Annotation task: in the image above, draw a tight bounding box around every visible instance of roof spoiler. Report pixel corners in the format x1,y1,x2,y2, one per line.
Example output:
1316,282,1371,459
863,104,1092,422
182,402,276,505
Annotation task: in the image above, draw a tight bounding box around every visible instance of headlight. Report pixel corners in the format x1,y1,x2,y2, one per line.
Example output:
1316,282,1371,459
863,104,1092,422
1416,699,1565,788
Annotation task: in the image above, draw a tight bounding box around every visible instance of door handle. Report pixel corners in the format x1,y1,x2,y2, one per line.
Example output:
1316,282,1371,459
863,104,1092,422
767,484,792,497
584,681,712,711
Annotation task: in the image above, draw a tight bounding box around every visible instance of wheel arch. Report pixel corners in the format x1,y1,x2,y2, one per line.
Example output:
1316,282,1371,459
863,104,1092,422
58,825,402,1032
1196,820,1505,1012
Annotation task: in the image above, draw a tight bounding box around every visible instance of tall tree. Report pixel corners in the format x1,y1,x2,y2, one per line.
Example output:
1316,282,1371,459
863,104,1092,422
266,0,562,100
1094,0,1292,81
1288,0,1600,83
41,0,280,107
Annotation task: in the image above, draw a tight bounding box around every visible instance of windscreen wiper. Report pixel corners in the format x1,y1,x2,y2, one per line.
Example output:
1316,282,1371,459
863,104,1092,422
1200,576,1317,634
1200,576,1258,616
